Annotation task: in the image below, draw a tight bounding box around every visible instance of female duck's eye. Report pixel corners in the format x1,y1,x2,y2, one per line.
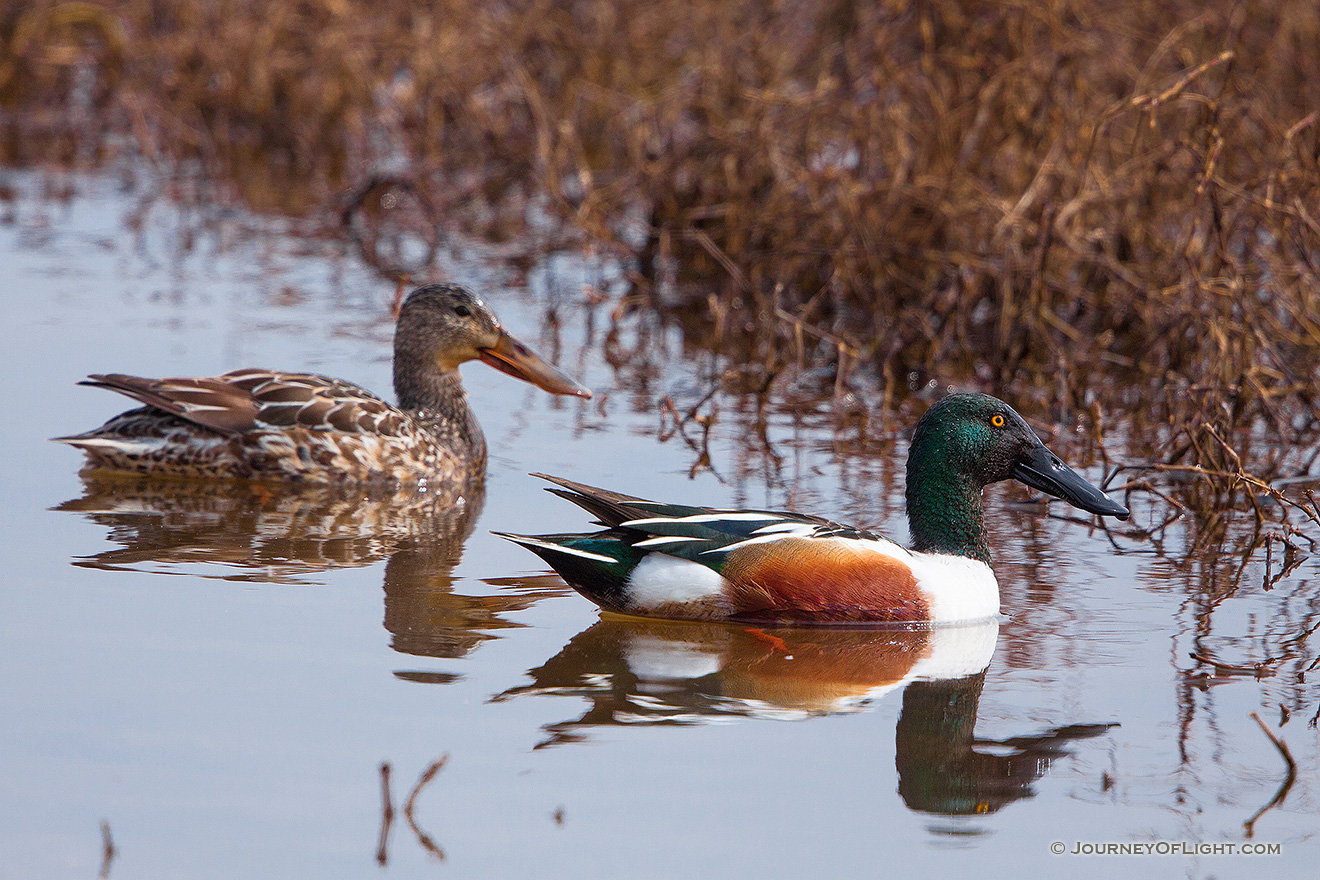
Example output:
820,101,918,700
453,304,471,317
990,414,1006,428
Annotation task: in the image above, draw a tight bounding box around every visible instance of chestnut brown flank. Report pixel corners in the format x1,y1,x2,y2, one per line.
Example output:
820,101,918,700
723,538,928,623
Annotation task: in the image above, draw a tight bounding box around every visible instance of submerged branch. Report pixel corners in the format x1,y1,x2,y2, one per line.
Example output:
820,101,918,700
404,755,449,862
1243,713,1297,838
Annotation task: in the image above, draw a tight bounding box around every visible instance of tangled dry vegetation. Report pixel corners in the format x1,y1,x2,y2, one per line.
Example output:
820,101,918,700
4,0,1320,536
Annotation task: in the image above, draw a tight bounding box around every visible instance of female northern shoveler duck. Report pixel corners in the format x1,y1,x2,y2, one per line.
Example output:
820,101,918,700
497,393,1129,624
55,283,590,484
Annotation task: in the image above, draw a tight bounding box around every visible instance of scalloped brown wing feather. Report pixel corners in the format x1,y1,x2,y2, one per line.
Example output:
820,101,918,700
80,373,261,435
226,370,405,437
82,370,404,439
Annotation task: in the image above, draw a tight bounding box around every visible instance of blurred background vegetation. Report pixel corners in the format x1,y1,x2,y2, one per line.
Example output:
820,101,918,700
4,0,1320,511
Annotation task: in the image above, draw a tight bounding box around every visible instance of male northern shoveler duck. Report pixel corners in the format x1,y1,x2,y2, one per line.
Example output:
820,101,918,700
497,393,1129,624
55,283,590,484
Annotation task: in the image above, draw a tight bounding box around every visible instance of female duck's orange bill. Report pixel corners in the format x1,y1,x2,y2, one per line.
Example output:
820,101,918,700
478,332,591,399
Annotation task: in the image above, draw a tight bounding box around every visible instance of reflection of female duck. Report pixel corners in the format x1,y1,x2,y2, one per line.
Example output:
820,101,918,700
56,472,484,582
57,474,569,664
56,284,589,485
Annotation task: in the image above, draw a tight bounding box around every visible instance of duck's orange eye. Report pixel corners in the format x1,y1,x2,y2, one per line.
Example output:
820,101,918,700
990,414,1005,427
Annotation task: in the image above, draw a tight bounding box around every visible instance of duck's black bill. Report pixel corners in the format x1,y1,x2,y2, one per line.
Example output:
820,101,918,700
1013,445,1129,520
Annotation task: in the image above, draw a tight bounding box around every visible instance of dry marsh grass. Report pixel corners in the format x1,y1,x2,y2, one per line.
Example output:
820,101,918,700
6,0,1320,711
4,0,1320,525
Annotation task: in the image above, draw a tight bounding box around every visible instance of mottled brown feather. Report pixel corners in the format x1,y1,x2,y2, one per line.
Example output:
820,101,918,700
249,383,315,404
61,370,483,484
723,537,928,623
80,374,261,435
295,397,336,427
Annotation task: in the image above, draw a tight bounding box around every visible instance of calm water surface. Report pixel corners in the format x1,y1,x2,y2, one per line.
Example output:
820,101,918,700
2,170,1316,878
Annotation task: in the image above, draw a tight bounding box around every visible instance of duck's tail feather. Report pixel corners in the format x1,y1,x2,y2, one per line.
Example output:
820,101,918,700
527,473,653,528
493,530,642,612
528,473,716,528
78,374,257,435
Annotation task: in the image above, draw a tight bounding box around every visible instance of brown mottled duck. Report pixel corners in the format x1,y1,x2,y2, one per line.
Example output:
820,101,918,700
55,283,591,485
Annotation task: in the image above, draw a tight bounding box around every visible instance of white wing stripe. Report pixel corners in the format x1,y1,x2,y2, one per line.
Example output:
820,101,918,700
751,522,815,536
633,536,707,548
700,534,794,554
512,536,615,563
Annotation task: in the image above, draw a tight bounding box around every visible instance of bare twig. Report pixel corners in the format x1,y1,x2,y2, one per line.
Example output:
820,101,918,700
404,755,450,862
376,762,394,867
1243,713,1296,838
1188,651,1276,679
99,821,115,880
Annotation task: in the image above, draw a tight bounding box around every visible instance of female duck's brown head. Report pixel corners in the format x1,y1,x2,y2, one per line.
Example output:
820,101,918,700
393,283,591,409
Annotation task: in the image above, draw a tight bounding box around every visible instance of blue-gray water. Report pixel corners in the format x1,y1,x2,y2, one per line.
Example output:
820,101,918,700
1,169,1314,878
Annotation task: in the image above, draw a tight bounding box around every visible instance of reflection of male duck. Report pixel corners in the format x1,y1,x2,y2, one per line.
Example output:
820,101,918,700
498,615,1114,817
498,617,997,743
56,475,566,666
896,676,1113,818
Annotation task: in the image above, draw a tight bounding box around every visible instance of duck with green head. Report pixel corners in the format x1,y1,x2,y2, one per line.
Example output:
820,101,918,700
498,393,1129,624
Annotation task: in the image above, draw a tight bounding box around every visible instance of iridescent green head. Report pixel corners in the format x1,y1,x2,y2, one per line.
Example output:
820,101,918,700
905,393,1127,562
